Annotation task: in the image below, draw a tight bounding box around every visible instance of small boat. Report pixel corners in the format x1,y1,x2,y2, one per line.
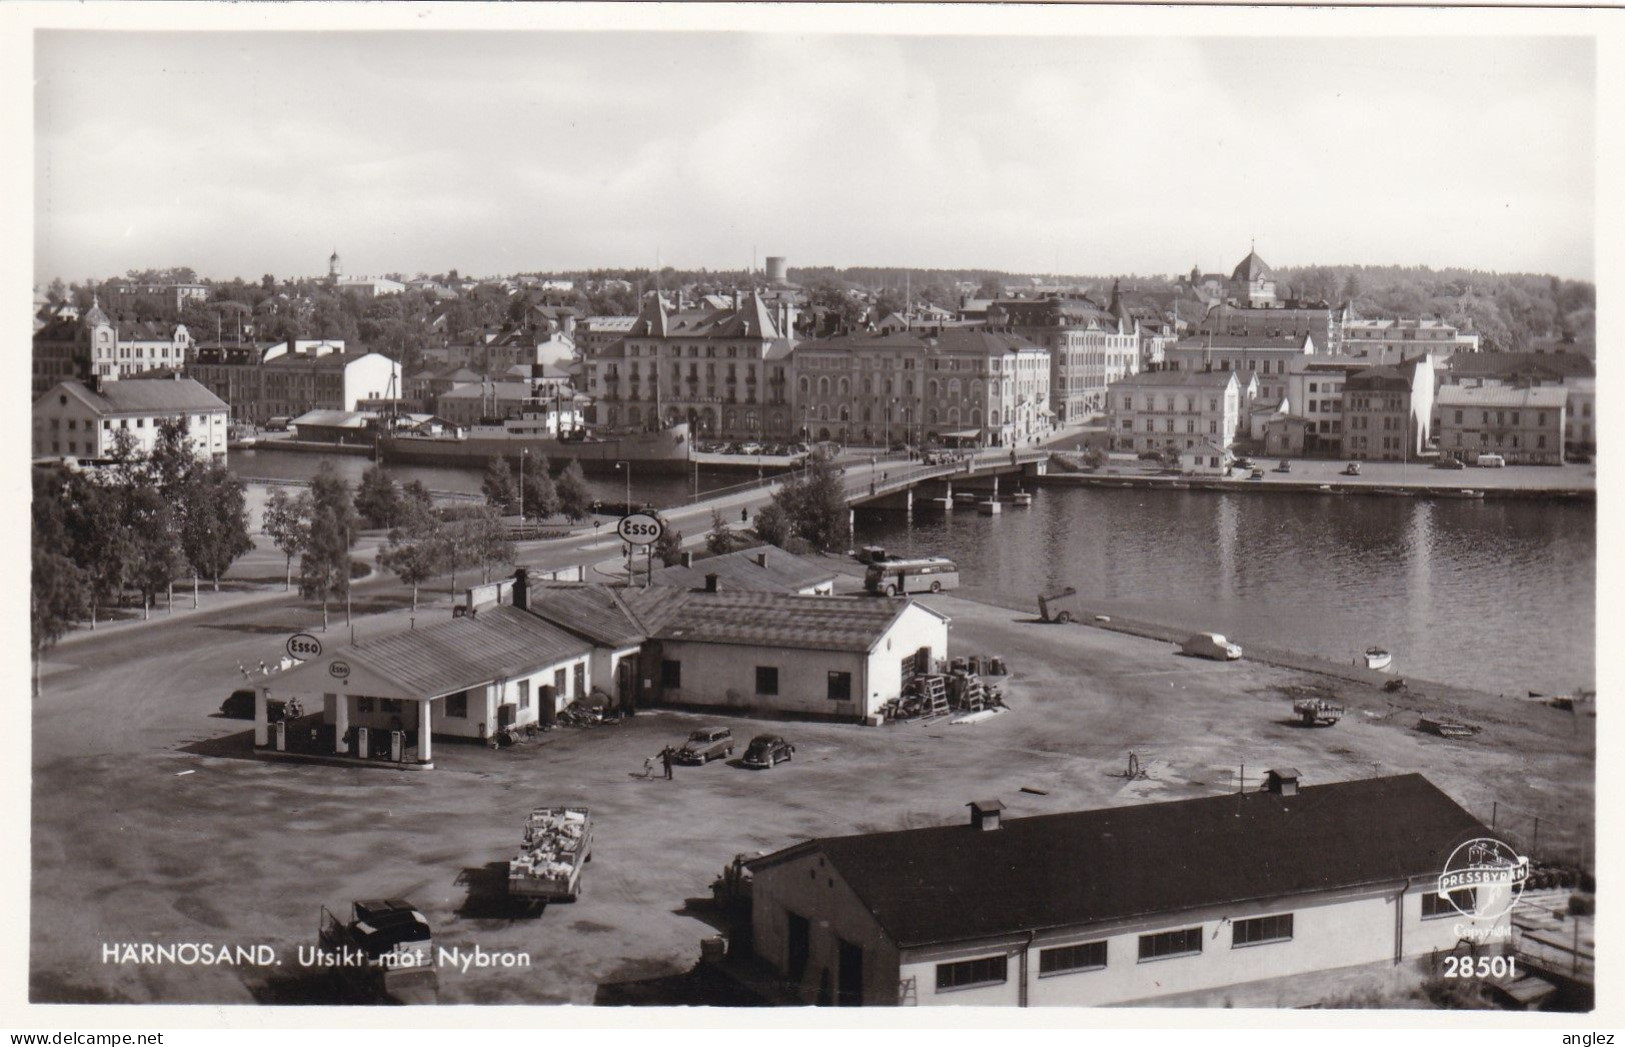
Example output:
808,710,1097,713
1011,491,1034,507
1435,489,1485,500
1370,487,1415,497
953,491,979,505
1317,484,1343,494
1360,647,1393,672
1167,481,1190,490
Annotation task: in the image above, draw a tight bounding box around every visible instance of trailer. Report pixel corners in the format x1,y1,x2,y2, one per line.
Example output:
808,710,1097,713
508,806,593,903
1038,586,1081,623
316,899,439,1004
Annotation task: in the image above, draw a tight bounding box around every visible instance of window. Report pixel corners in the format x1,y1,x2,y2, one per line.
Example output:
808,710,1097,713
756,667,780,696
554,667,568,696
828,671,852,702
517,680,530,710
1138,927,1203,962
356,697,375,713
1422,889,1476,919
1039,941,1107,976
661,660,682,688
1233,913,1294,947
445,691,468,718
935,955,1007,992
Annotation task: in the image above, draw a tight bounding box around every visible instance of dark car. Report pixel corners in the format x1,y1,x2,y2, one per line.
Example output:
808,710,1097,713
741,734,795,769
1233,456,1255,470
674,727,734,765
220,689,289,721
1435,456,1466,470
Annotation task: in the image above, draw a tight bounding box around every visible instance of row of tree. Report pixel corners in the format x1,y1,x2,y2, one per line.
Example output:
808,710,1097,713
30,425,256,691
478,456,595,523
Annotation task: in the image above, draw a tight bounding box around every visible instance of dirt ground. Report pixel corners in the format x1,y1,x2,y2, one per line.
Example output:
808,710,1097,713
30,589,1593,1006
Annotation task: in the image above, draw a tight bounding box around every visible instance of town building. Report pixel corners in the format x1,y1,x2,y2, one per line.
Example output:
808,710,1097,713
288,410,378,446
1563,377,1595,454
434,380,533,427
994,294,1138,424
1226,248,1279,307
255,603,597,766
1163,334,1316,411
32,298,194,395
1438,351,1594,389
1343,318,1479,365
100,281,210,319
1192,301,1347,354
1434,385,1567,465
789,328,1051,448
1341,359,1436,462
335,276,406,297
1284,355,1371,457
589,291,796,440
744,773,1504,1007
256,348,401,422
33,375,228,462
576,315,638,359
652,546,838,596
109,320,194,378
1107,369,1244,454
1180,440,1233,476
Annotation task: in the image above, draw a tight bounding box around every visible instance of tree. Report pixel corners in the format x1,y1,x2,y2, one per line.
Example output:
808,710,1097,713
444,505,514,584
377,496,444,611
299,462,359,630
770,451,851,552
354,465,404,529
32,547,87,695
976,275,1004,300
181,464,254,596
751,501,792,548
653,524,686,567
521,457,559,521
555,460,593,522
482,455,517,512
262,486,312,591
706,508,746,555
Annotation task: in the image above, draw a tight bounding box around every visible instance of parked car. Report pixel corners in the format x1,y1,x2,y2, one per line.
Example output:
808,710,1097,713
741,734,795,769
1435,456,1466,470
1181,633,1243,661
675,727,734,764
220,689,289,720
1232,456,1255,470
1478,453,1506,468
1274,460,1291,473
1569,452,1592,464
1249,468,1265,480
1342,462,1362,476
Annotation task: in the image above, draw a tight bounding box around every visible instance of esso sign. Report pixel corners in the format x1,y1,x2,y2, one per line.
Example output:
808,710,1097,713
285,633,322,662
329,660,352,681
617,513,665,547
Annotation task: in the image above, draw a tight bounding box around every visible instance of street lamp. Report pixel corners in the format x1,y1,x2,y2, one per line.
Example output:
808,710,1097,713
615,460,632,585
519,447,529,529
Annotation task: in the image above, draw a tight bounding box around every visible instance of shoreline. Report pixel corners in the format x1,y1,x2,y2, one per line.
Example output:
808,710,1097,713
1037,469,1594,501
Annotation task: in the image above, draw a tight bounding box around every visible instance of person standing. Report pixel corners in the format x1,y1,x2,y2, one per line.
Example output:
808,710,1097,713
661,746,674,780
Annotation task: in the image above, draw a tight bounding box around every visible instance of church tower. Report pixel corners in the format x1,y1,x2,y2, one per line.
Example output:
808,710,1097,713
328,249,342,281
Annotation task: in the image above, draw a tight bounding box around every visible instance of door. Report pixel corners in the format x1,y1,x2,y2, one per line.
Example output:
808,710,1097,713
497,704,515,730
616,659,634,709
837,939,864,1007
786,911,811,985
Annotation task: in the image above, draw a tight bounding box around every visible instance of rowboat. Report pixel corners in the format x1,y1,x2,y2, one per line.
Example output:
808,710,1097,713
1360,647,1393,672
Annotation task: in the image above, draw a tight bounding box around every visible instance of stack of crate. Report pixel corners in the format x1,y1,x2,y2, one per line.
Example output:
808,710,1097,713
919,675,950,719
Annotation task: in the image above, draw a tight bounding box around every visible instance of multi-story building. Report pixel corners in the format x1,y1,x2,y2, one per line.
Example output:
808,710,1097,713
1438,351,1593,389
335,276,406,297
1341,359,1435,462
33,375,229,463
577,315,638,360
1285,355,1370,456
788,329,1051,448
100,281,209,319
1107,369,1243,454
1434,385,1567,465
1342,318,1479,365
434,381,533,427
107,321,194,379
185,339,369,424
1564,377,1595,454
1192,301,1346,354
994,296,1137,424
1227,248,1279,307
1163,334,1316,410
32,297,196,395
590,292,797,440
256,348,401,422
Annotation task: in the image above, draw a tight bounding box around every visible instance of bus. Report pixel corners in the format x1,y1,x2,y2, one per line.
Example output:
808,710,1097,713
864,557,960,597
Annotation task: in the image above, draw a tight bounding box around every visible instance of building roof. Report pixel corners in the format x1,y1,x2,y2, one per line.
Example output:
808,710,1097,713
1435,385,1570,409
260,349,388,370
755,774,1485,949
1230,250,1273,282
1171,335,1311,352
290,410,373,429
652,590,939,653
40,377,228,416
330,605,591,700
1444,352,1594,380
523,582,692,649
438,380,531,401
652,546,839,594
1111,369,1237,389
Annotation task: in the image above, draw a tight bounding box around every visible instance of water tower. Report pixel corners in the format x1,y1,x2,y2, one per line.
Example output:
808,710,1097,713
765,256,787,284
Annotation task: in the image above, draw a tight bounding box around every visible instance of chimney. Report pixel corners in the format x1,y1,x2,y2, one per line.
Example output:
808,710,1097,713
704,572,721,593
512,567,530,610
1262,768,1300,797
968,799,1005,831
681,551,694,568
754,551,768,568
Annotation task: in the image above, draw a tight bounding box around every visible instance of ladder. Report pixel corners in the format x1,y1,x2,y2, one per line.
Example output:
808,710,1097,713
898,976,918,1006
920,676,949,719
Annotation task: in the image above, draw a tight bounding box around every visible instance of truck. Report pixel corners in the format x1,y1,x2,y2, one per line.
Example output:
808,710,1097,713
316,899,439,1004
508,806,593,904
1037,586,1081,623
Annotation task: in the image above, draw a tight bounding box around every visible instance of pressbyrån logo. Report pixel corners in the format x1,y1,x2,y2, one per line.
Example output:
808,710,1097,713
1438,837,1529,919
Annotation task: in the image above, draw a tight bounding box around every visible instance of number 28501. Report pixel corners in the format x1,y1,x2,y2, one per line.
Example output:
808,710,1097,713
1441,955,1516,979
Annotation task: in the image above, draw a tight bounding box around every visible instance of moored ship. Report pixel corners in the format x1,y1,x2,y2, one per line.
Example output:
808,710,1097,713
379,416,695,475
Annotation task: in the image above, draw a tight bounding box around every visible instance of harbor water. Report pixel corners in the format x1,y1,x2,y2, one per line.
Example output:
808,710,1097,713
854,486,1594,697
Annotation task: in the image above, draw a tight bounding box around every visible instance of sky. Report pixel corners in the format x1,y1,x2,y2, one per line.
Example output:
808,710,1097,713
32,30,1597,284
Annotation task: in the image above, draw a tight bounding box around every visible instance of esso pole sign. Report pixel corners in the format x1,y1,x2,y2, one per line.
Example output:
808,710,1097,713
285,633,322,662
617,513,664,547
